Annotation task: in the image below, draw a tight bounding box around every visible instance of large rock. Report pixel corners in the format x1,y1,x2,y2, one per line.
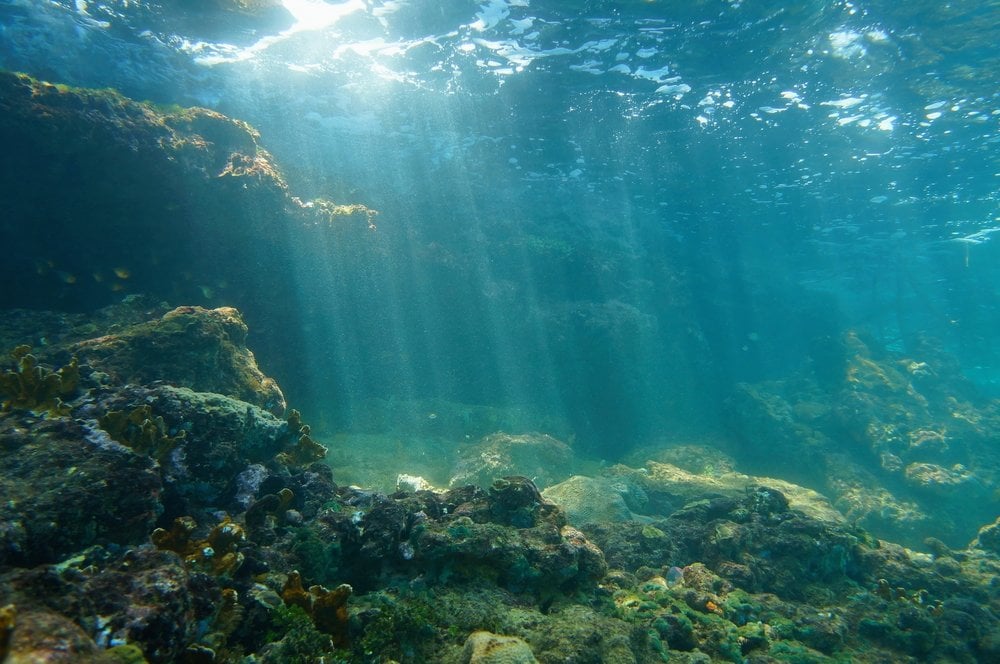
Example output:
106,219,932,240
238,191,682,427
79,383,292,514
726,330,1000,548
542,475,636,525
73,306,286,415
462,631,538,664
0,414,161,567
544,460,843,527
324,477,607,595
450,432,574,489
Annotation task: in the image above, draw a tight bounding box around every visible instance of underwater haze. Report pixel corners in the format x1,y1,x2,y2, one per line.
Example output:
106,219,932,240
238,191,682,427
7,2,1000,662
2,0,999,468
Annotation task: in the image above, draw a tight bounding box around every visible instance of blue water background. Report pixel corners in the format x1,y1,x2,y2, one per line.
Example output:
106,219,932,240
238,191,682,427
1,0,998,457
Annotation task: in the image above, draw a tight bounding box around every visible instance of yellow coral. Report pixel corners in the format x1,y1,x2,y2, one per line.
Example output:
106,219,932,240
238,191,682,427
0,346,79,415
99,404,186,462
276,410,328,466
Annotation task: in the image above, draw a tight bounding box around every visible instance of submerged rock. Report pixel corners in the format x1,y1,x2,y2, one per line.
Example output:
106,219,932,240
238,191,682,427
541,475,636,525
84,383,291,514
0,414,161,567
461,631,538,664
73,306,286,415
543,461,843,529
727,330,1000,548
450,431,574,489
3,609,108,664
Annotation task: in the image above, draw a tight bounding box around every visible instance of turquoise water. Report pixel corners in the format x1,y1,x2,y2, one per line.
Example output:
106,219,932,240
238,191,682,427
1,0,998,460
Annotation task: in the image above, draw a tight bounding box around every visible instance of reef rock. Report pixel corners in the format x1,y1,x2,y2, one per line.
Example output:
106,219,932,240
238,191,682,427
3,608,108,664
727,330,1000,548
541,475,636,525
462,631,538,664
73,306,286,414
449,432,574,489
80,383,294,514
0,414,161,567
314,476,607,595
544,461,843,529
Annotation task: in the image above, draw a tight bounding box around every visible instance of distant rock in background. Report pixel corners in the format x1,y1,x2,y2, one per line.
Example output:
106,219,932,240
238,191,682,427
727,330,1000,549
449,431,575,489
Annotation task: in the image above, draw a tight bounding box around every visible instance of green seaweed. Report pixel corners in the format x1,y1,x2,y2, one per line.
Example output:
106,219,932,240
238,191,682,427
264,604,347,664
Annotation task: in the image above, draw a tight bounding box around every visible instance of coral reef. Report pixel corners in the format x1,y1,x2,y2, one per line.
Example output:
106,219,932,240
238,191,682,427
99,404,186,463
1,302,999,663
727,330,1000,548
281,570,352,648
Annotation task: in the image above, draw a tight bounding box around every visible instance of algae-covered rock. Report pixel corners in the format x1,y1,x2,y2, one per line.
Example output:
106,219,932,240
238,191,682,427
3,609,109,664
0,547,219,664
318,477,605,596
73,306,285,414
971,516,1000,554
0,414,161,567
84,383,293,513
0,72,284,310
79,549,208,661
544,462,843,527
726,330,1000,548
450,432,574,489
541,475,636,525
461,631,538,664
0,71,375,331
641,462,845,524
511,604,644,664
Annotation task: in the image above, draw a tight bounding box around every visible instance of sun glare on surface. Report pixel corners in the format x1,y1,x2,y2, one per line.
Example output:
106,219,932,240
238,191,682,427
281,0,365,32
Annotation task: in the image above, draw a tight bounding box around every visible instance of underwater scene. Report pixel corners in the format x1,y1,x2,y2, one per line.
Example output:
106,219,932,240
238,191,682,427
1,0,999,661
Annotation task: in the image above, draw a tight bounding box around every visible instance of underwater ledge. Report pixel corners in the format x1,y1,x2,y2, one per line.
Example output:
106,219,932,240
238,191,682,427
0,299,999,663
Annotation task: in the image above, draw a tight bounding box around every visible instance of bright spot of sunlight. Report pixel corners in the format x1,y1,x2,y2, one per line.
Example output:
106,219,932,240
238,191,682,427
282,0,365,32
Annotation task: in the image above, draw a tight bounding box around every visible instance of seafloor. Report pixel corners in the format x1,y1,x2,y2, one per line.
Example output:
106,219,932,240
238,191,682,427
1,71,1000,663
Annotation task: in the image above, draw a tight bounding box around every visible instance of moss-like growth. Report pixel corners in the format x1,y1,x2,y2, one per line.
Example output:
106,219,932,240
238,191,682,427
264,604,346,664
105,643,149,663
0,345,78,415
99,404,186,462
290,527,342,588
354,591,482,661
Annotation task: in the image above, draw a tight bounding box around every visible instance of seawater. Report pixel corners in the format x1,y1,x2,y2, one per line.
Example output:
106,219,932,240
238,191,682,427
1,0,997,466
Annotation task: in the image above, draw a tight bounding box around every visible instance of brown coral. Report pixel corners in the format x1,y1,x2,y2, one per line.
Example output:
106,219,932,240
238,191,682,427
281,571,352,647
99,404,186,462
151,516,246,577
0,345,78,415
